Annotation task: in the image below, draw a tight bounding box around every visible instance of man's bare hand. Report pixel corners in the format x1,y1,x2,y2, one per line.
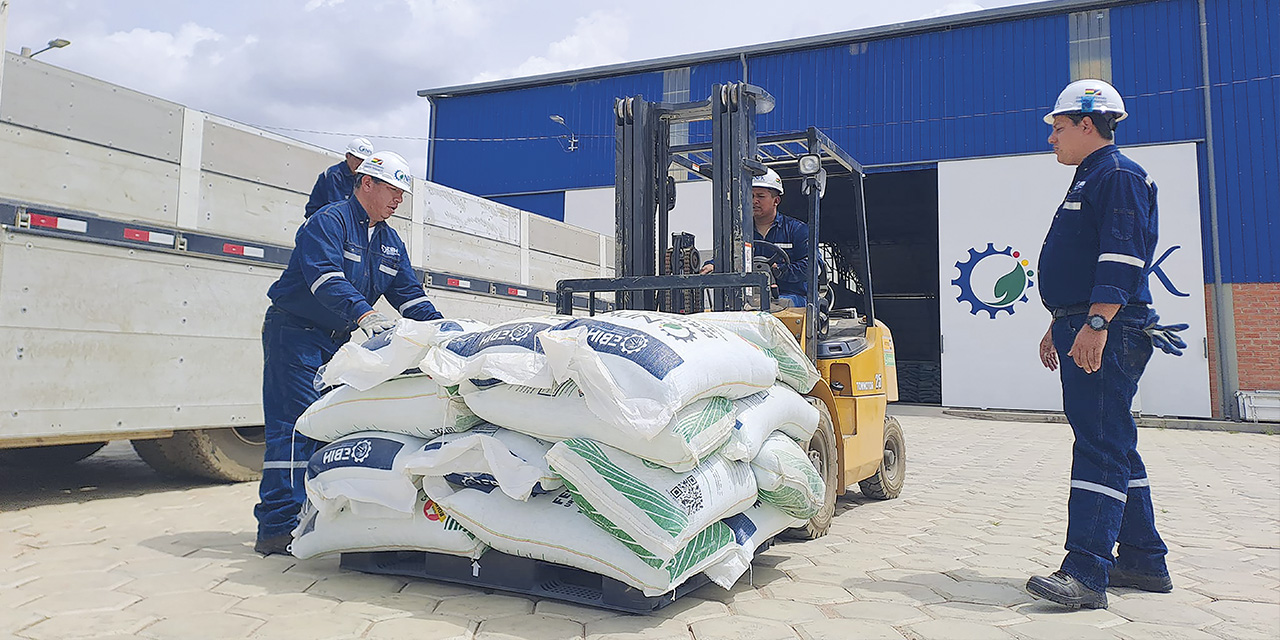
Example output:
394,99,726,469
1068,327,1107,374
1039,326,1058,371
698,263,714,275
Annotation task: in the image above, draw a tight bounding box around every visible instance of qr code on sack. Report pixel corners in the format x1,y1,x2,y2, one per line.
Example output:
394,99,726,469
669,476,704,514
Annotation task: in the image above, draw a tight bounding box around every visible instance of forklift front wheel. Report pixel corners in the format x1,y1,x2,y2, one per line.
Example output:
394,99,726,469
785,399,838,540
858,416,906,499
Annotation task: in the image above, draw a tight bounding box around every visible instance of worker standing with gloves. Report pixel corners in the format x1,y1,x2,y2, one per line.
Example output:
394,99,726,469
303,136,374,218
1027,79,1184,609
700,168,810,307
254,150,443,556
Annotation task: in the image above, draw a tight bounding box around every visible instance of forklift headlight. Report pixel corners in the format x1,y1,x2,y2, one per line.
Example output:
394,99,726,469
798,154,822,176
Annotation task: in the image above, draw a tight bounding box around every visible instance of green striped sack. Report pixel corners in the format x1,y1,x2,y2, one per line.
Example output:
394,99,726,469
751,432,826,520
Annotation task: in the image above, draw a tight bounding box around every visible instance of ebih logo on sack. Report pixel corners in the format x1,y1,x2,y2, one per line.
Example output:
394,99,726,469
321,439,373,464
952,243,1036,319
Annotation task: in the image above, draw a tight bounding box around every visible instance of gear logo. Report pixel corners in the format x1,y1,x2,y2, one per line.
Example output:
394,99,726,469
952,243,1035,318
351,440,373,463
620,334,648,355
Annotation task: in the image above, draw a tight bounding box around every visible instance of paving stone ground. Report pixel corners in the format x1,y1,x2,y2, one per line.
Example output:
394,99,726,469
2,414,1277,640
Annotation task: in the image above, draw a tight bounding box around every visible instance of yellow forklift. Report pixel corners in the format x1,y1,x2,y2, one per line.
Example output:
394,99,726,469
556,83,906,539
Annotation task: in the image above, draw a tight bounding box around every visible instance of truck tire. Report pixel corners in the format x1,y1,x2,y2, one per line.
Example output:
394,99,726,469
131,427,264,482
858,416,906,499
785,399,838,540
0,442,107,467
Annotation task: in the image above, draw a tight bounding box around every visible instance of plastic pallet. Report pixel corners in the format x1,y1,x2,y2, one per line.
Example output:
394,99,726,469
339,549,711,613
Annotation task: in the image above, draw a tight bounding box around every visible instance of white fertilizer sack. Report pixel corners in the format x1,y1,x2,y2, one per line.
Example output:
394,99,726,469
296,374,481,442
317,318,489,391
720,385,821,462
697,311,823,393
304,432,431,518
403,424,560,502
290,490,486,560
538,311,777,438
419,315,572,387
546,439,757,562
751,432,826,520
459,379,736,472
433,485,742,597
703,502,806,588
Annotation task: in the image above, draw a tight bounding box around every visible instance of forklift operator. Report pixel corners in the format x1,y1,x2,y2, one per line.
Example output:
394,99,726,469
700,168,810,307
253,150,443,556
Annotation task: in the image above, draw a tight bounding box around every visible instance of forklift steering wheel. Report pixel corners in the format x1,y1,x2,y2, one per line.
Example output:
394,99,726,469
753,240,790,270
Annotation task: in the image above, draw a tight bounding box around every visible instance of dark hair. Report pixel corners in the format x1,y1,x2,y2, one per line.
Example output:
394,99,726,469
1066,112,1117,140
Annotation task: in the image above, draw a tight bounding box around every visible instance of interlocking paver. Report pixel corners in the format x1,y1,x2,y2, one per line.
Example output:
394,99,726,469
17,589,140,616
909,618,1014,639
584,616,691,640
829,600,930,624
689,616,797,640
246,612,371,640
15,610,155,640
138,611,263,640
432,594,534,621
727,598,825,623
1,418,1276,640
794,619,905,640
475,614,583,640
364,615,475,640
1004,620,1121,639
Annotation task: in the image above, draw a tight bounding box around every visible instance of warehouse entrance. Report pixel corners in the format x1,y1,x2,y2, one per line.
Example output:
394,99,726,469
781,167,941,404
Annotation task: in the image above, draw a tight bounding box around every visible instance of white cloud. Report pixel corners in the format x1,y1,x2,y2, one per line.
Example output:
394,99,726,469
920,2,987,19
471,9,630,83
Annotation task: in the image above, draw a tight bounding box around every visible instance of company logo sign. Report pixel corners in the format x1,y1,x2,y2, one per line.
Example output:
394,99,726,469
952,243,1036,318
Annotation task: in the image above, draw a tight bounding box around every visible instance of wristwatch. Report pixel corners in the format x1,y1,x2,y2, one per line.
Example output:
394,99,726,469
1085,314,1110,331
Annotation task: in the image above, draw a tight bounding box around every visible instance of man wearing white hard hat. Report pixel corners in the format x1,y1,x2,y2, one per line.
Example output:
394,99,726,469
303,136,374,218
700,167,810,307
1026,79,1181,609
253,150,443,555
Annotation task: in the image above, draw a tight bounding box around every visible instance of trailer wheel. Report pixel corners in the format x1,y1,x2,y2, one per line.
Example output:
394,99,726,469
0,442,107,467
131,427,264,482
858,416,905,499
785,399,838,540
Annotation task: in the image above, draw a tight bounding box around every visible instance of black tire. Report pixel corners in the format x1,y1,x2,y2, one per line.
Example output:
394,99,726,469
859,415,906,499
785,399,838,540
0,442,107,467
131,427,264,482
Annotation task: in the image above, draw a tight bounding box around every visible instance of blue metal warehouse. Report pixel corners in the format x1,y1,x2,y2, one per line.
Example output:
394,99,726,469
420,0,1278,419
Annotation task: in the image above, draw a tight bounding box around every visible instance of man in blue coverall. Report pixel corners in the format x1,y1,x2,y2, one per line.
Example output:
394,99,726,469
1025,79,1174,609
303,136,374,218
700,168,810,307
254,150,443,555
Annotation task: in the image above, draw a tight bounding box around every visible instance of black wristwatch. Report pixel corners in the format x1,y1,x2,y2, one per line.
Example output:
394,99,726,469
1085,314,1110,331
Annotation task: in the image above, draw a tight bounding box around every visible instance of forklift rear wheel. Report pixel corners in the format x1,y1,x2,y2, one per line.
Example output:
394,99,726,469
132,426,264,482
858,416,905,499
785,399,837,540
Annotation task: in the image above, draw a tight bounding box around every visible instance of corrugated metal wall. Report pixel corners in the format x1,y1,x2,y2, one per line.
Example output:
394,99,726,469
1204,0,1278,283
428,0,1277,283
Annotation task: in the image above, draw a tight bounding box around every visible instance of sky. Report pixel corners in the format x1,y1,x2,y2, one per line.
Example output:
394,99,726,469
4,0,1041,174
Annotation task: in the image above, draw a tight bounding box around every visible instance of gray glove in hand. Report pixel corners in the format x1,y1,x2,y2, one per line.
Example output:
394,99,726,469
1144,313,1189,356
357,311,397,338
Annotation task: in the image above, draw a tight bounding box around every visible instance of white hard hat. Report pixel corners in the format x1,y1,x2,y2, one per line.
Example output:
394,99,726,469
1044,79,1128,124
346,137,374,160
752,167,784,195
356,151,413,194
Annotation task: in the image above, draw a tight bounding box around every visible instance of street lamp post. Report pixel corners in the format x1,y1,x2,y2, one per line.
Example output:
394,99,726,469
21,38,71,58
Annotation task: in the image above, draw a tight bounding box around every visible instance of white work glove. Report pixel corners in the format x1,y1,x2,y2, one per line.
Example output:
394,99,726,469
357,311,397,338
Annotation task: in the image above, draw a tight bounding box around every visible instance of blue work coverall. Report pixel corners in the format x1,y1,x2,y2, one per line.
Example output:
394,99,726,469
255,196,442,541
1037,144,1166,593
303,160,358,218
757,212,810,307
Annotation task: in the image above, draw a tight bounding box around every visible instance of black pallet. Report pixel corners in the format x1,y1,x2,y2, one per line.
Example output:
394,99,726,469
339,549,711,614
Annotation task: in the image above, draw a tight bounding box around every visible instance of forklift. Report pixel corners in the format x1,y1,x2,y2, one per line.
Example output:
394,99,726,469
557,83,906,539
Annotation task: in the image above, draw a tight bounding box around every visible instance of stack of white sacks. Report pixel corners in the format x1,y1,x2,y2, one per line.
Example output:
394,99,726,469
291,310,828,597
